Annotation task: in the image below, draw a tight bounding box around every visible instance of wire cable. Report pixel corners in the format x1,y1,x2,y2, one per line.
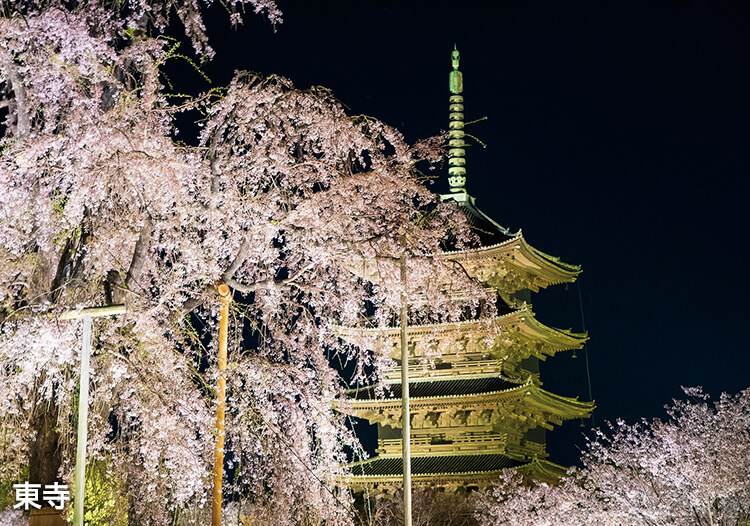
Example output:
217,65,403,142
577,278,595,427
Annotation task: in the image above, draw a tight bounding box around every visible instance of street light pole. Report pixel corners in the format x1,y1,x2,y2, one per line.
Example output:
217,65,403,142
73,314,92,526
400,255,412,526
64,304,127,526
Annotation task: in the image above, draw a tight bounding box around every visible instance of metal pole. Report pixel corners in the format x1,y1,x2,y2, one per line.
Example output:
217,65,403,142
66,305,125,526
73,315,92,526
63,305,127,320
400,255,412,526
212,283,231,526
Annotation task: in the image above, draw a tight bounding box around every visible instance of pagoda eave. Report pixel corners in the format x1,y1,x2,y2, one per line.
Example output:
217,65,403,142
442,232,580,296
443,232,580,273
345,452,525,491
335,305,587,363
344,457,571,490
340,382,594,426
344,453,570,489
517,459,572,484
345,470,508,492
337,227,578,297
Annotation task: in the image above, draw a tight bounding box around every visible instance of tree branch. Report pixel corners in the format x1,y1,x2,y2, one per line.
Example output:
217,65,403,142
224,277,270,295
5,62,31,138
221,239,250,282
176,240,258,317
125,217,153,291
225,263,314,295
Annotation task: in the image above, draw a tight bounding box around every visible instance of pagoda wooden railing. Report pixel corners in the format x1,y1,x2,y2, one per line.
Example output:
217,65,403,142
383,359,505,382
377,433,508,456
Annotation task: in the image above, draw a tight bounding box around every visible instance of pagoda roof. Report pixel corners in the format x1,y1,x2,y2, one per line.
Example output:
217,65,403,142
341,378,594,422
349,453,524,478
335,304,587,362
443,230,580,273
440,191,579,286
517,459,571,483
441,192,515,247
441,231,580,295
340,197,578,297
345,455,570,488
348,377,521,401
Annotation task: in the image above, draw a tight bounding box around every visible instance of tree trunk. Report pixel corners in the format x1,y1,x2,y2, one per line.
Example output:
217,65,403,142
28,399,67,526
28,225,89,524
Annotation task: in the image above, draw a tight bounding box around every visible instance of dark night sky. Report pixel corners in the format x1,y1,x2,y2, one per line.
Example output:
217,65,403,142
188,0,749,466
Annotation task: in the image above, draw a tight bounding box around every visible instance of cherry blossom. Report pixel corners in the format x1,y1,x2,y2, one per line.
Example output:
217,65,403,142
476,387,750,526
0,1,488,524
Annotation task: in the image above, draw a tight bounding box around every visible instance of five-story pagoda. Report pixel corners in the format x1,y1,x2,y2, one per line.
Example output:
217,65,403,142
339,48,594,492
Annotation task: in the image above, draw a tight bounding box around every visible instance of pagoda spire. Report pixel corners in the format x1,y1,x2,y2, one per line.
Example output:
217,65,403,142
448,45,467,193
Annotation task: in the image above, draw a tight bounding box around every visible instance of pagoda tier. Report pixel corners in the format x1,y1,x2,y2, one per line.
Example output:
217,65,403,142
336,304,587,376
346,453,525,492
433,188,581,306
342,229,579,308
442,230,581,303
339,375,592,491
343,377,593,436
345,456,569,491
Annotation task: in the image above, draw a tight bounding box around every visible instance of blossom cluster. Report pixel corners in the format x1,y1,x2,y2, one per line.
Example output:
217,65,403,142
0,1,489,524
475,387,750,526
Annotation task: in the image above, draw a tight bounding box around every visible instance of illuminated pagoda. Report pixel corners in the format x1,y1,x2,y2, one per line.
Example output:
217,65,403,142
340,47,594,492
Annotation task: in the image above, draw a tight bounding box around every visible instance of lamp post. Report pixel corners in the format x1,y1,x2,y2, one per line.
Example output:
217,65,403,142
64,305,127,526
400,255,412,526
